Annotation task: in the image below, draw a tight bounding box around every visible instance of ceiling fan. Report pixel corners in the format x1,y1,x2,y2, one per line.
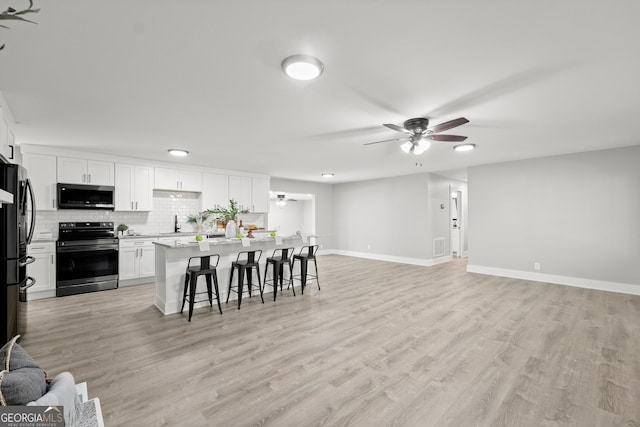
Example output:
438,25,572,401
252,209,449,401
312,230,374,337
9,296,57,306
364,117,469,155
275,194,297,206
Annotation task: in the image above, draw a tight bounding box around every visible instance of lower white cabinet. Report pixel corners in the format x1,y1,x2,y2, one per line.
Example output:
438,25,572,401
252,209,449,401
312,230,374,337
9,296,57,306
27,242,56,300
119,238,156,281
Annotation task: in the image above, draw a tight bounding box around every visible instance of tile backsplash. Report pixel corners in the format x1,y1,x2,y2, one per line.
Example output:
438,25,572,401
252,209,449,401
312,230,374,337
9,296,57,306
35,190,203,238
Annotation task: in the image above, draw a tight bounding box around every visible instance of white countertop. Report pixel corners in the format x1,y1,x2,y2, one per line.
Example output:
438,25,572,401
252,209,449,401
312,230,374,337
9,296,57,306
153,235,300,249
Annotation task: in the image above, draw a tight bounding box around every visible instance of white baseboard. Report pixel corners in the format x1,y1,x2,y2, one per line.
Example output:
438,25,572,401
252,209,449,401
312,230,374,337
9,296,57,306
466,264,640,296
326,249,452,267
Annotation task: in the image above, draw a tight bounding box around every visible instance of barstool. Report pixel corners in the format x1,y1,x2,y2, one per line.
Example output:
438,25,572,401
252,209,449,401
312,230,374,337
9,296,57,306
226,250,263,309
262,247,295,301
292,245,320,294
180,254,222,322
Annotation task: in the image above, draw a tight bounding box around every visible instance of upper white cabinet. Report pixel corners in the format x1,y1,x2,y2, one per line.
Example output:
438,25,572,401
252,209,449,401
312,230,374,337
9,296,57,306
202,173,229,209
251,178,270,212
22,153,58,211
57,157,114,186
115,164,153,211
154,167,202,192
228,175,252,210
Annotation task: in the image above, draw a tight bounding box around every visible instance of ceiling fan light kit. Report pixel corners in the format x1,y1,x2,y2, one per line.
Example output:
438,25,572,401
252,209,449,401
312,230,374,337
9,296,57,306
281,55,324,81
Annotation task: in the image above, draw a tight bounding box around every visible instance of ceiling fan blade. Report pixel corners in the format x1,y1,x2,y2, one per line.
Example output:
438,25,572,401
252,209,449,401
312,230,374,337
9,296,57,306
426,134,467,142
383,124,411,134
363,138,406,146
427,117,469,134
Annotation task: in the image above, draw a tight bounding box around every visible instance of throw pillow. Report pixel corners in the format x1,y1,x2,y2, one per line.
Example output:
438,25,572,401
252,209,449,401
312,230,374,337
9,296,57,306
0,335,47,405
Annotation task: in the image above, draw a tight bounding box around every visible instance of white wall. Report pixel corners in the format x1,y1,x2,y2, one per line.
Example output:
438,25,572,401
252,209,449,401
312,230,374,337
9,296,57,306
468,145,640,288
268,199,311,236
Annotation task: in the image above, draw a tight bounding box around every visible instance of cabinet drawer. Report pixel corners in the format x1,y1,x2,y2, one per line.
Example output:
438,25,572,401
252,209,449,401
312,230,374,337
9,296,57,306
28,242,56,254
119,238,157,248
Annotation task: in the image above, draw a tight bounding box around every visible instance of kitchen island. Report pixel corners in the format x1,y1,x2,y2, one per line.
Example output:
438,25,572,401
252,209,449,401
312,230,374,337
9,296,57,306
153,236,304,315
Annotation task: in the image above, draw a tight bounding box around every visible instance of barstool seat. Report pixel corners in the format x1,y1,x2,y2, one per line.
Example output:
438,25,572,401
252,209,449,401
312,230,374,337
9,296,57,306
292,245,320,294
226,250,263,309
180,255,222,322
263,247,295,301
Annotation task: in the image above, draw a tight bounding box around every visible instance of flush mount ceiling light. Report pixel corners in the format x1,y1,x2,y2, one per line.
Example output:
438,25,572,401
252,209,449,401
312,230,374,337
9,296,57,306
281,55,324,80
321,172,334,178
453,143,476,152
168,149,189,157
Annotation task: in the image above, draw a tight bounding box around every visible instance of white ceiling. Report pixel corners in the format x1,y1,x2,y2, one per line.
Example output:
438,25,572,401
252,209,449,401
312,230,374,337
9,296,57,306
1,1,640,183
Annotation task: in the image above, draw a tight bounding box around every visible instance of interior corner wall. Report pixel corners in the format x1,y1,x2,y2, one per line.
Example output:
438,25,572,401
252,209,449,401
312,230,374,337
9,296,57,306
468,145,640,286
332,173,435,259
269,177,334,249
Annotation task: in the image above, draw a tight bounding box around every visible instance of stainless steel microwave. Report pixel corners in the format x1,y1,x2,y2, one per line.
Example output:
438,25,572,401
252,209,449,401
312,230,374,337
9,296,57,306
57,183,115,210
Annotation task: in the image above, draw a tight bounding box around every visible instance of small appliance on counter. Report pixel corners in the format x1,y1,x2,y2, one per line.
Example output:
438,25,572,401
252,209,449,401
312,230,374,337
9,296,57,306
56,222,119,296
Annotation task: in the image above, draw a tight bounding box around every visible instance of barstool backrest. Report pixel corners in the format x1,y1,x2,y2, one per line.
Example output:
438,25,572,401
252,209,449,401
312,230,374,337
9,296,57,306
235,250,262,264
298,245,319,258
187,254,220,270
271,247,294,261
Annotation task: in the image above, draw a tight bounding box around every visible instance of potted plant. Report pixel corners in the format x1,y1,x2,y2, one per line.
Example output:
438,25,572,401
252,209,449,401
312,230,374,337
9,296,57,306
186,211,211,233
116,224,129,236
205,199,249,238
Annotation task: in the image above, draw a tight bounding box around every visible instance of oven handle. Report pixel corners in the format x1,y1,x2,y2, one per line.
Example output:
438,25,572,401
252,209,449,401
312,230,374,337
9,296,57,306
20,277,36,292
57,245,119,253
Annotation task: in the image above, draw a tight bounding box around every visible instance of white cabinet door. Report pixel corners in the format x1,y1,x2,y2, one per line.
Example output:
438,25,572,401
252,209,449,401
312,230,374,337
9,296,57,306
228,175,252,210
251,178,270,212
202,173,229,210
139,246,156,278
179,170,202,192
118,246,139,280
27,243,56,299
115,163,134,211
23,153,58,211
87,160,114,185
133,166,153,211
116,164,153,211
154,167,180,190
57,157,114,185
57,157,87,184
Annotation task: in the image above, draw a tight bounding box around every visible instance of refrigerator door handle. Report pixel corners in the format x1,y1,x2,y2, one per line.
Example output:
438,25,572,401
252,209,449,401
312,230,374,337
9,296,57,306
20,256,36,267
20,277,36,292
26,178,36,244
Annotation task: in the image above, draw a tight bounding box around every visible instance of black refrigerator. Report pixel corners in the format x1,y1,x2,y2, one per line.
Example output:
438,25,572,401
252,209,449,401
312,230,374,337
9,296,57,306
0,162,36,344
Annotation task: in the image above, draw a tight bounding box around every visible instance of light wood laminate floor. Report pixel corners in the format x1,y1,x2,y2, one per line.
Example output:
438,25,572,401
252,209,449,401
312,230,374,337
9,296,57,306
20,256,640,426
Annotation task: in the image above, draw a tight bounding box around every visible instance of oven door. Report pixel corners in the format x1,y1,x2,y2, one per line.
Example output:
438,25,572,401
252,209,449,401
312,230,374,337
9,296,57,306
56,243,119,296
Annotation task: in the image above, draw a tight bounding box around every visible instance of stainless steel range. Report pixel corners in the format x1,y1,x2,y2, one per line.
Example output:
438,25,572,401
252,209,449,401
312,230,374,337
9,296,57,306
56,222,118,296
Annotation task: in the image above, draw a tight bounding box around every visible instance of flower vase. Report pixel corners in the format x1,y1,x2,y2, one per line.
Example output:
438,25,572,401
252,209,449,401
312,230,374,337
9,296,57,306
225,220,237,238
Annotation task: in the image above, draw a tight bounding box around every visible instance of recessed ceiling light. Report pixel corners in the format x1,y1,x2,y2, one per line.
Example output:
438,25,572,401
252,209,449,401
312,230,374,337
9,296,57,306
453,143,476,152
321,172,334,178
168,149,189,157
282,55,324,81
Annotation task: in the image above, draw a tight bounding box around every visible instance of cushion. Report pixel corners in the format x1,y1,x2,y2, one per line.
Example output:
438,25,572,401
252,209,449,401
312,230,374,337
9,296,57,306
0,335,47,405
28,372,82,427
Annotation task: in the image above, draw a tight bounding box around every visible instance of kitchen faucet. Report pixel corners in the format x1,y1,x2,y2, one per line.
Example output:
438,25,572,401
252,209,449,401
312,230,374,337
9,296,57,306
174,215,181,233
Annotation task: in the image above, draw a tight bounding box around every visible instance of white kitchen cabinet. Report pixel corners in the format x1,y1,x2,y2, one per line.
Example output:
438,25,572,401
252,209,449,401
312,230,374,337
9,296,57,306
154,167,202,192
57,157,114,185
27,242,56,300
22,153,58,211
119,238,156,281
202,173,229,210
251,178,270,212
115,164,153,211
228,175,252,210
